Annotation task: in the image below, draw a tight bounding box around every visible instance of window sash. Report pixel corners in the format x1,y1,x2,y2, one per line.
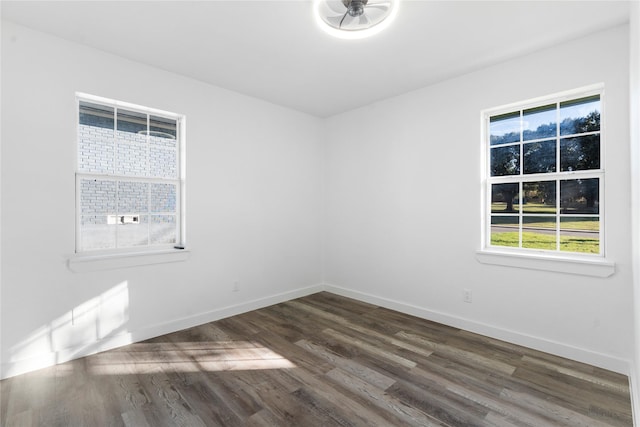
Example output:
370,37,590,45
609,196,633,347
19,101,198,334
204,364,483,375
485,176,603,255
76,94,184,254
483,86,604,257
76,174,182,253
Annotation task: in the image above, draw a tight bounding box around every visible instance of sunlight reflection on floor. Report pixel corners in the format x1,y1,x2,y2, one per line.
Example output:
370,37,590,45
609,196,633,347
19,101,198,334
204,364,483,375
86,341,297,375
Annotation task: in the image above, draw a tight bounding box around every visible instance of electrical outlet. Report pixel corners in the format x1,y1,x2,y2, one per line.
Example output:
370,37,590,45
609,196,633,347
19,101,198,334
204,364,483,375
463,288,472,303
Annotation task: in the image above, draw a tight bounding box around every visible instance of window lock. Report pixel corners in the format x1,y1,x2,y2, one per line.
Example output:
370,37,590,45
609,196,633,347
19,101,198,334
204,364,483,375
107,215,140,225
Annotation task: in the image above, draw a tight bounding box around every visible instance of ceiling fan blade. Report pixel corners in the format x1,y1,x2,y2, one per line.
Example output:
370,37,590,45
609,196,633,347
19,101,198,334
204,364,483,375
366,0,392,6
325,14,346,28
359,13,371,26
339,11,351,28
365,5,390,11
325,0,347,15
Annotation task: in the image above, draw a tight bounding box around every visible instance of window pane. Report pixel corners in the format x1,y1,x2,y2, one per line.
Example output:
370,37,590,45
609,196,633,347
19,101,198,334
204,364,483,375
80,101,114,129
490,112,520,145
523,216,555,230
490,146,520,176
150,147,177,179
522,181,556,214
151,215,177,244
117,181,149,214
560,217,599,253
560,95,600,136
522,216,556,250
118,214,149,247
149,116,177,146
150,183,176,213
560,135,600,171
79,102,115,174
80,179,117,251
491,216,519,247
80,179,116,214
523,140,556,174
117,109,147,138
523,104,556,141
117,142,149,177
491,183,519,213
560,178,599,214
81,215,116,251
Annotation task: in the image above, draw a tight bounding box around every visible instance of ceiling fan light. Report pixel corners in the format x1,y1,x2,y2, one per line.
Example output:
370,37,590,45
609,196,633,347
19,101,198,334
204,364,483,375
314,0,399,40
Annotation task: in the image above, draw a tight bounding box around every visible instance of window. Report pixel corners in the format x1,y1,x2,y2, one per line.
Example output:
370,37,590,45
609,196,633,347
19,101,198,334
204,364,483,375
484,87,603,256
76,94,184,253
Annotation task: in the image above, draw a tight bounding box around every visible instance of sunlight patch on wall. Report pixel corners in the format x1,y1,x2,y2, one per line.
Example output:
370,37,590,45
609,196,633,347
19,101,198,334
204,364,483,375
6,282,130,377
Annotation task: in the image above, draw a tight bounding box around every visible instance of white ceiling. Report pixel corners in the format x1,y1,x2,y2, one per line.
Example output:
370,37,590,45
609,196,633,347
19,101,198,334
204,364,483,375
1,1,631,117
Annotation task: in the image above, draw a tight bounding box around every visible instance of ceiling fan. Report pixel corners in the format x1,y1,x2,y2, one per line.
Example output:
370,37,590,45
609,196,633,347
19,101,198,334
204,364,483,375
315,0,399,38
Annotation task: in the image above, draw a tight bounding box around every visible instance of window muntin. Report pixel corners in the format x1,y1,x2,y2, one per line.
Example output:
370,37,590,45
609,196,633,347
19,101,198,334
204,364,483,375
485,89,602,256
76,95,184,253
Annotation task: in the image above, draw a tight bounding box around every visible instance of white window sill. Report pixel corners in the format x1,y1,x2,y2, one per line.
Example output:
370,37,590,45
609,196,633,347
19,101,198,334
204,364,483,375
68,248,190,273
475,249,615,277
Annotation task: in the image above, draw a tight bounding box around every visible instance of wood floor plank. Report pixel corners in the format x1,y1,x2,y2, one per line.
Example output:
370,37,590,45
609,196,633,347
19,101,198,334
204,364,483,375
363,305,460,341
167,371,247,426
499,387,619,427
295,338,397,390
300,292,379,315
386,378,486,427
136,367,208,427
397,330,517,376
407,365,555,427
120,409,152,427
292,299,438,360
520,354,629,395
284,368,396,427
322,327,418,368
246,326,336,375
2,409,33,427
324,367,448,427
1,375,30,426
244,407,287,427
510,364,632,425
0,291,632,427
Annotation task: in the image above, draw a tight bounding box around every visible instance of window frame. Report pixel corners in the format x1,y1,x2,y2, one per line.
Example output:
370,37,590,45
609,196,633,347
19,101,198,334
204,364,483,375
480,84,608,264
74,93,186,257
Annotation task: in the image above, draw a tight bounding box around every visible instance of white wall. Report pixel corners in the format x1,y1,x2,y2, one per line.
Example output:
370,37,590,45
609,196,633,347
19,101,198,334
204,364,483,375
0,21,324,378
324,25,633,373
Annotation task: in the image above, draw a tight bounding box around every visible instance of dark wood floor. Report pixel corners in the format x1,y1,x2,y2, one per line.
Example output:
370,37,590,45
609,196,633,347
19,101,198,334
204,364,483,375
1,292,633,426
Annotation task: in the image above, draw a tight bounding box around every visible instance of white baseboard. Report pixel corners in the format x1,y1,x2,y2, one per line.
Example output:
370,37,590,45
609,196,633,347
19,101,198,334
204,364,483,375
0,283,325,380
630,364,640,427
324,283,632,375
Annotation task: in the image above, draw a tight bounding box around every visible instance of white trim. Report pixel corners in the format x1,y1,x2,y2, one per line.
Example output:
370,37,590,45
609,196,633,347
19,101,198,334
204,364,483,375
0,283,326,380
475,249,615,277
483,84,605,118
630,364,640,427
178,115,187,247
76,92,182,120
324,283,629,374
629,2,640,424
67,248,190,272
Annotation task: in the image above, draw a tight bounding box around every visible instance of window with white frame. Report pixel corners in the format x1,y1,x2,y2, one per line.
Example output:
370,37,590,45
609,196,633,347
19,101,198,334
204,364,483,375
484,87,603,256
76,94,184,253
